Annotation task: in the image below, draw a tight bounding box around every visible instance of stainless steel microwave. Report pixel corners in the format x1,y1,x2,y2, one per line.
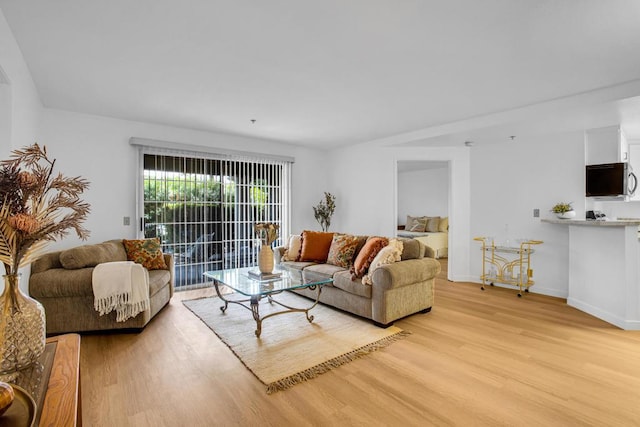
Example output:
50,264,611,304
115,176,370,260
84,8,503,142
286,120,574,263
585,162,637,198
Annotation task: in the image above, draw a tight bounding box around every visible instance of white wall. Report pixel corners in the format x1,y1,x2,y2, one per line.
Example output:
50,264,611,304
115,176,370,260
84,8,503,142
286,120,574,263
0,8,42,156
469,131,585,298
40,108,327,251
327,144,471,282
327,130,584,297
0,9,43,289
397,166,449,225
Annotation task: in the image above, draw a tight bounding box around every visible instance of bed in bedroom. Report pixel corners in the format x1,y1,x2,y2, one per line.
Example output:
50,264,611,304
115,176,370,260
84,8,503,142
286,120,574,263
397,215,449,259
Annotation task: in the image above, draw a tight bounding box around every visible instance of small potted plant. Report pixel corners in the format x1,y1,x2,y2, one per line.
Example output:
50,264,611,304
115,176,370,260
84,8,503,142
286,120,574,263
551,202,575,219
313,192,336,232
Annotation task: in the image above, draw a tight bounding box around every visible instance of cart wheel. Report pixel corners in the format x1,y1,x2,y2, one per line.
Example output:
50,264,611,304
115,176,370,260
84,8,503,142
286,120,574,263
517,293,522,298
525,289,529,293
490,283,494,286
481,286,485,291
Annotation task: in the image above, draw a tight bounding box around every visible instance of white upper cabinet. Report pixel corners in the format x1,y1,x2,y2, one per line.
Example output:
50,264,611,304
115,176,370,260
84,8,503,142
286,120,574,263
585,126,628,165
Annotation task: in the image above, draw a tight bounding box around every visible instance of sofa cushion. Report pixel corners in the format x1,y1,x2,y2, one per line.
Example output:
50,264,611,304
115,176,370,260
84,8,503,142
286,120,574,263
30,266,170,299
299,231,334,262
147,269,172,297
332,271,372,298
326,234,360,268
123,238,168,270
30,268,94,297
304,263,347,277
351,236,389,279
280,261,317,272
59,240,128,269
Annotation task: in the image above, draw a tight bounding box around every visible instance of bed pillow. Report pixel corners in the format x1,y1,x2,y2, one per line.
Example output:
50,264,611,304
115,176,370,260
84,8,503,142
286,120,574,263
351,236,389,279
326,234,360,268
282,234,303,261
406,215,427,232
438,217,449,232
361,239,403,285
425,217,441,232
298,231,335,262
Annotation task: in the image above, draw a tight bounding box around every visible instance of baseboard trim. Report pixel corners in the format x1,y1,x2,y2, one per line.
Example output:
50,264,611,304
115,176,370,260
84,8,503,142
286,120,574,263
567,298,640,330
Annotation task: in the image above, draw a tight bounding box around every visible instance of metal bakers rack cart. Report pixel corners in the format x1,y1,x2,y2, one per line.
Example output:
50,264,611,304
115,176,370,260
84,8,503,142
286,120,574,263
473,237,543,297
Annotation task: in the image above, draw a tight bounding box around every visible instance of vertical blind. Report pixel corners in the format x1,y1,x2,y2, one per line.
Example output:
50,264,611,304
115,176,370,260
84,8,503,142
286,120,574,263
138,146,291,289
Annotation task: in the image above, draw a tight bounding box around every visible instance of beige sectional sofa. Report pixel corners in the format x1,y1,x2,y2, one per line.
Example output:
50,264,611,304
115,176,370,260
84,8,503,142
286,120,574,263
29,239,174,334
276,234,441,327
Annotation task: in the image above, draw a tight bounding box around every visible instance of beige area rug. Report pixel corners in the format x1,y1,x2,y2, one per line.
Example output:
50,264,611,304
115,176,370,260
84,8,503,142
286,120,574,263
183,292,409,394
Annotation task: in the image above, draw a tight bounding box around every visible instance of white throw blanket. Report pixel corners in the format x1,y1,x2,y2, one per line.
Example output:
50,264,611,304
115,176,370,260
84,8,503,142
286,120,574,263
93,261,150,322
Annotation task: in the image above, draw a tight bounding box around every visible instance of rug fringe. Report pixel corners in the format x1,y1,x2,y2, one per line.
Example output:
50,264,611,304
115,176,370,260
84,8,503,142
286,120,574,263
265,330,411,394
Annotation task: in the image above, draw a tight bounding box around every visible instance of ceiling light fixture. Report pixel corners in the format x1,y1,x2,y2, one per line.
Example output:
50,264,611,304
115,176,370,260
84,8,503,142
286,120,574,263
464,141,474,147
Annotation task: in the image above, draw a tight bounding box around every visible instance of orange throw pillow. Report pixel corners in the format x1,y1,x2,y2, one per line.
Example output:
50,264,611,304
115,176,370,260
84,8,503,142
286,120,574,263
299,231,335,262
351,237,389,279
122,238,168,270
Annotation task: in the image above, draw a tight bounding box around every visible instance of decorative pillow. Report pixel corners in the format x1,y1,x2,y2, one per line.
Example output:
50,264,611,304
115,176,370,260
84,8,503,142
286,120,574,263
426,217,441,232
399,238,422,260
406,215,426,232
438,217,449,232
282,234,303,261
362,239,404,285
298,231,335,262
122,238,168,270
326,234,360,268
350,236,389,279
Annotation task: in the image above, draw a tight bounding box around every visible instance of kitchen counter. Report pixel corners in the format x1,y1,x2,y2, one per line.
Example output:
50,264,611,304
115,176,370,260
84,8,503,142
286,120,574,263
541,218,640,226
543,218,640,330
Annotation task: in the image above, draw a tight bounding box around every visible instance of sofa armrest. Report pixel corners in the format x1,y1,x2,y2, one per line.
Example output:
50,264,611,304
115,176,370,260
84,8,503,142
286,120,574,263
423,244,436,259
163,253,175,297
371,258,441,292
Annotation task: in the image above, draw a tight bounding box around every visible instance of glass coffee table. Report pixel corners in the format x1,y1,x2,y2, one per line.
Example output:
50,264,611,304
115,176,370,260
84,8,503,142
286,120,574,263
203,267,333,337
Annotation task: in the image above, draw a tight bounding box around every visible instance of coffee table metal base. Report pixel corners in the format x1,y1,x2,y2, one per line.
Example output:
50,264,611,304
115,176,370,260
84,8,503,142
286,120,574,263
212,281,323,337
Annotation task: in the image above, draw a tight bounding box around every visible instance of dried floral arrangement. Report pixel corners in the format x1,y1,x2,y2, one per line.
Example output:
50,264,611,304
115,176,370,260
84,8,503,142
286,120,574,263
255,222,279,246
313,192,336,232
0,143,91,275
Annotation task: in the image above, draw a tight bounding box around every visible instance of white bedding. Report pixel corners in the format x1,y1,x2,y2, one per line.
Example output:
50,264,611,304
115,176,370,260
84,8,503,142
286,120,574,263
397,231,448,259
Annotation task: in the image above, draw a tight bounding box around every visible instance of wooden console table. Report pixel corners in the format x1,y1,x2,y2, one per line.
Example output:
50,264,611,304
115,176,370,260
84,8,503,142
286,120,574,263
41,334,81,427
6,333,81,426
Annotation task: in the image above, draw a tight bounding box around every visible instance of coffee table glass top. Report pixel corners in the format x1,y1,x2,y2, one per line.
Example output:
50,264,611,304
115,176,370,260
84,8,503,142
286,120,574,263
203,266,333,297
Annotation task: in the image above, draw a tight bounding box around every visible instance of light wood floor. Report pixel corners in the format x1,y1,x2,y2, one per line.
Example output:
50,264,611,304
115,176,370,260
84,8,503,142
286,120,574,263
80,260,640,426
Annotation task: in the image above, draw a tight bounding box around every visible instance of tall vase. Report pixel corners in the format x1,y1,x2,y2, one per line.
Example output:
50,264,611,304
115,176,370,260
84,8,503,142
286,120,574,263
0,274,46,382
258,245,274,274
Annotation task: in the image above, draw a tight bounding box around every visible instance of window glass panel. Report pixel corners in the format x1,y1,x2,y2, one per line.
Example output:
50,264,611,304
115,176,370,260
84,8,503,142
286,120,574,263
142,152,290,290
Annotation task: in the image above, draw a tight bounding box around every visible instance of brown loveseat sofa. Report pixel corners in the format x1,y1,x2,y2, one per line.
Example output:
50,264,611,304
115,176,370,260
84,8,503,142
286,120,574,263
275,234,441,327
29,239,174,334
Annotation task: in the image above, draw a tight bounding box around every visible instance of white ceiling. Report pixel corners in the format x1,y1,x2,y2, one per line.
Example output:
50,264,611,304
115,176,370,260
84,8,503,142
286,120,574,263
2,0,640,148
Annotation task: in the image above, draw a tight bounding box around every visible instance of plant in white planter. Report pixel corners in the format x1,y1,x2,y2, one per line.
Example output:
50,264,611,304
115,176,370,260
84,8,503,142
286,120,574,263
551,202,575,219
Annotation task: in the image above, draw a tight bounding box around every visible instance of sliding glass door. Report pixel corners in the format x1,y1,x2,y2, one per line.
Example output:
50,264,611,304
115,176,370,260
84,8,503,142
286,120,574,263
142,153,290,289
